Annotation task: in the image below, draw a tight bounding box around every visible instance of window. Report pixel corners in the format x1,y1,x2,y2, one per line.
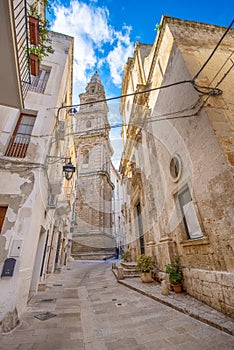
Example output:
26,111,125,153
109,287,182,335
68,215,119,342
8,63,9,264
170,155,182,182
83,150,89,165
86,120,91,128
28,68,50,93
178,187,203,239
0,206,7,233
5,114,36,158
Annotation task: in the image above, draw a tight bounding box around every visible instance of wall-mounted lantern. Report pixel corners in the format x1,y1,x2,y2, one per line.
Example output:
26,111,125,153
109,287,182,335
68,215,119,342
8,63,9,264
63,158,76,180
47,156,76,181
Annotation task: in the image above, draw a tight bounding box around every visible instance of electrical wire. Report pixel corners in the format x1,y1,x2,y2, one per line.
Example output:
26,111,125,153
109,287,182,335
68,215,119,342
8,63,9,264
54,19,234,132
59,18,233,116
59,79,194,113
214,60,234,89
3,20,233,169
208,51,234,87
65,98,203,137
193,18,234,81
201,58,234,106
193,84,222,96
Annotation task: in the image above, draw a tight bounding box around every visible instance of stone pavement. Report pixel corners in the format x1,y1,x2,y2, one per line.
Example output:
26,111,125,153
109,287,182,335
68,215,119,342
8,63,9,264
0,260,234,350
112,267,234,336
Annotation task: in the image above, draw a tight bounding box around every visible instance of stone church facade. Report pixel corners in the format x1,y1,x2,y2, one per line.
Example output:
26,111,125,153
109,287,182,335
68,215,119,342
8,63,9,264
72,72,115,260
120,16,234,317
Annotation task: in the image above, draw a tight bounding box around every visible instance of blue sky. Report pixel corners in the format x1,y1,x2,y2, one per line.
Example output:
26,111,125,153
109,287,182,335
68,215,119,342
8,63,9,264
47,0,233,167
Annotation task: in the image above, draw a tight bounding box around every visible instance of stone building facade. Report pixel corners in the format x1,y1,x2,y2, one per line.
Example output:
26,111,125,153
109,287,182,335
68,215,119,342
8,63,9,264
0,0,76,331
120,16,234,317
110,162,125,253
72,72,115,260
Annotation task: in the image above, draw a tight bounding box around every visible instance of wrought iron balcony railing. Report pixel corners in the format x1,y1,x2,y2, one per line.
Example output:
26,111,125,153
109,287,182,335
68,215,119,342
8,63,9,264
5,134,30,158
13,0,31,99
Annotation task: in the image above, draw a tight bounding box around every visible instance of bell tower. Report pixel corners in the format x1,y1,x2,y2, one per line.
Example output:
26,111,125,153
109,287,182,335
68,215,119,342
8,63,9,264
72,72,115,260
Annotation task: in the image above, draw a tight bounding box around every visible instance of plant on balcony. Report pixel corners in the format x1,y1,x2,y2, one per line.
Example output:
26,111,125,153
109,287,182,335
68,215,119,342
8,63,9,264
29,15,39,45
28,4,54,75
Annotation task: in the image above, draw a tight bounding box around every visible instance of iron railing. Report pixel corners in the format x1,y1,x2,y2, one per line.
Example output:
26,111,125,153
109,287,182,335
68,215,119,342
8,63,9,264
13,0,31,99
29,69,50,93
5,134,30,158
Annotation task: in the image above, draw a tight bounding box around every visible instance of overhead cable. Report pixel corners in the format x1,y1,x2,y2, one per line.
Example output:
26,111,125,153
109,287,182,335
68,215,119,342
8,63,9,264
193,18,234,81
208,50,234,87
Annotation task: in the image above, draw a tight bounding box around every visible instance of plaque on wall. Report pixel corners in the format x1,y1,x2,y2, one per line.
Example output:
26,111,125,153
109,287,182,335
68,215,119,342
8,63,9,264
1,258,16,277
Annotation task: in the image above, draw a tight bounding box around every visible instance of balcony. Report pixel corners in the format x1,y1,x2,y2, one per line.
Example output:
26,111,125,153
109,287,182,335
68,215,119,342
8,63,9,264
0,0,31,109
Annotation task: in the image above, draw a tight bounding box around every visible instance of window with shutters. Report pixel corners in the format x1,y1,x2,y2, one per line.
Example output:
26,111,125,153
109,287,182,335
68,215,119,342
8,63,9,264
5,114,36,158
178,186,203,239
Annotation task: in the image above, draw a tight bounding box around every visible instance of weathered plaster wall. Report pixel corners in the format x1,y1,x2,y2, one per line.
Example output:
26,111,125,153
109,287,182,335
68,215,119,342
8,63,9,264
0,32,74,331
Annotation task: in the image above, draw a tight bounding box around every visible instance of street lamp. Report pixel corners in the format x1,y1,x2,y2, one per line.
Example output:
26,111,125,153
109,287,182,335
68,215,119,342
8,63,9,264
68,108,78,116
47,156,76,181
63,158,76,180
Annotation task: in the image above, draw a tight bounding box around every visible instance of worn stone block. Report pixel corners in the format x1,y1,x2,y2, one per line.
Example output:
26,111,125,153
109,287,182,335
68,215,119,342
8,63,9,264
117,267,124,280
222,286,234,305
204,271,217,283
1,308,19,333
202,281,214,297
216,272,234,287
211,285,224,302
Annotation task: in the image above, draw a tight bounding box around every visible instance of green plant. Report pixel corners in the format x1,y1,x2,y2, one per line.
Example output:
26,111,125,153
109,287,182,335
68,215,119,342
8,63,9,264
121,250,131,262
28,4,54,63
136,254,154,273
154,22,162,33
166,257,183,285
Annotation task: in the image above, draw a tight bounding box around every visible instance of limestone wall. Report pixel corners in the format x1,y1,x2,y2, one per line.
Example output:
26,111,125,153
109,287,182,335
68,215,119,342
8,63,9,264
120,17,234,317
183,268,234,318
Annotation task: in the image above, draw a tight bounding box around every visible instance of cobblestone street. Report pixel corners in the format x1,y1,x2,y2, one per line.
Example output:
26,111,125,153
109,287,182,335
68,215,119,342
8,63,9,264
0,260,234,350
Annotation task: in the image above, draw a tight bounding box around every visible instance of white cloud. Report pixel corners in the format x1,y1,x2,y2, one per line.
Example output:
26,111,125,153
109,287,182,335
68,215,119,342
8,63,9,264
106,27,133,85
51,0,133,90
50,0,133,169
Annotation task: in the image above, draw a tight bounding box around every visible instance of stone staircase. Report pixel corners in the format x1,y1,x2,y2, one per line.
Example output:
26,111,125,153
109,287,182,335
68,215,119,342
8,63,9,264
71,241,115,260
119,261,140,278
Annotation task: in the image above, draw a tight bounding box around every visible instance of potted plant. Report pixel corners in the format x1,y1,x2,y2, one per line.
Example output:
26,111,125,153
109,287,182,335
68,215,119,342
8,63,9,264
29,51,39,76
166,257,183,293
136,254,154,283
121,250,131,262
28,4,54,75
29,15,39,45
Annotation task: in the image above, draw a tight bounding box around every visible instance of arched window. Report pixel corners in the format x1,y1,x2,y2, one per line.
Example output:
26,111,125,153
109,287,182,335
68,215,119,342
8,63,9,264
86,120,91,128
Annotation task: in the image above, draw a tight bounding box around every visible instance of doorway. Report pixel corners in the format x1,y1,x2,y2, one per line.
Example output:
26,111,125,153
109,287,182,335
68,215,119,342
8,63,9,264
136,202,145,254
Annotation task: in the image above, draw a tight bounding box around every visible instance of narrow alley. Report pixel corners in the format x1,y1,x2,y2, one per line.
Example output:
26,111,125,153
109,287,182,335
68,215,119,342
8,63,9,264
0,261,233,350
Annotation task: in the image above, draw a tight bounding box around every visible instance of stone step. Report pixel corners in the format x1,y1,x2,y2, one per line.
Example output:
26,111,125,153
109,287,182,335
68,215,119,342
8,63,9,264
72,252,115,260
123,268,140,278
120,261,138,270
